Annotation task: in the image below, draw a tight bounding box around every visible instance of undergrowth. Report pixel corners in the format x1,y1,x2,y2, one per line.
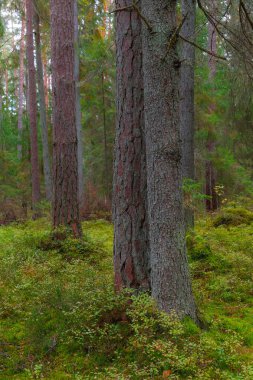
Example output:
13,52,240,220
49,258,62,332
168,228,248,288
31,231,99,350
0,207,252,379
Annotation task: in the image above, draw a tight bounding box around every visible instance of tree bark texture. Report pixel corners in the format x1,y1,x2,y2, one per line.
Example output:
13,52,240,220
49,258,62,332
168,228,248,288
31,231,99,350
180,0,196,228
141,0,197,320
34,10,52,201
74,0,84,207
17,12,25,160
51,0,82,237
113,0,150,292
26,0,41,206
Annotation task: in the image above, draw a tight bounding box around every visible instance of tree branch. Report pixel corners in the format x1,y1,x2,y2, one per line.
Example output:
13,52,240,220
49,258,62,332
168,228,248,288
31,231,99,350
240,0,253,31
110,1,153,32
179,35,227,61
162,14,189,61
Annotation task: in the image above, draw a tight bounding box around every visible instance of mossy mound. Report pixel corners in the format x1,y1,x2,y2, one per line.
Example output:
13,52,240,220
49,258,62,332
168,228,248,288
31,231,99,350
212,207,253,227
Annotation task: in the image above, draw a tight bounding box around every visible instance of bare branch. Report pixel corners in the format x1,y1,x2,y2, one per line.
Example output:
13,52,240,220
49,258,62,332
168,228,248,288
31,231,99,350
240,0,253,31
179,35,227,61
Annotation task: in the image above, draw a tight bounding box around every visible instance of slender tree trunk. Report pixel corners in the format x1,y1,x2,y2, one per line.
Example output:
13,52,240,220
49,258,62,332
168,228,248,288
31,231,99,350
17,12,26,160
101,71,109,199
141,0,198,320
0,90,3,151
74,0,84,207
5,69,8,101
26,0,41,206
205,0,218,212
43,59,49,110
113,0,150,292
180,0,196,228
34,10,52,201
51,0,82,237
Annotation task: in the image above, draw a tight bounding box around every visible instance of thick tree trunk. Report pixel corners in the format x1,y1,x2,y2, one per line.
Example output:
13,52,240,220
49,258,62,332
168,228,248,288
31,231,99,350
74,0,84,207
17,12,25,160
26,0,41,206
180,0,196,228
34,10,52,201
113,0,150,292
205,1,218,212
51,0,82,237
141,0,197,320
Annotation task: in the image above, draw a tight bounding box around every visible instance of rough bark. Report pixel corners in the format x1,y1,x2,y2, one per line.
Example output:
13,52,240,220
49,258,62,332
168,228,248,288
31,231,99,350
180,0,196,228
74,0,84,207
17,11,25,159
141,0,198,320
205,0,218,212
113,0,150,292
34,10,52,201
51,0,82,237
26,0,41,206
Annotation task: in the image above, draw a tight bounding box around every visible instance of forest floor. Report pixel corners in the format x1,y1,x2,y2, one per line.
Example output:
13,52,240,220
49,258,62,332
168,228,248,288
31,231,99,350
0,205,253,379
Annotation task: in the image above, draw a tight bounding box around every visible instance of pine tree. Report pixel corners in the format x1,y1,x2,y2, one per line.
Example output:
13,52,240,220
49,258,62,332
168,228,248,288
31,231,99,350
50,0,82,237
26,0,41,206
113,1,150,291
34,8,52,201
141,0,198,320
180,0,196,228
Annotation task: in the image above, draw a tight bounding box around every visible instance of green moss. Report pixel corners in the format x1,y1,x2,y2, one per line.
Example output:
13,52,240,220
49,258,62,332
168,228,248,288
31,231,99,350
212,207,253,227
0,212,252,379
187,231,212,260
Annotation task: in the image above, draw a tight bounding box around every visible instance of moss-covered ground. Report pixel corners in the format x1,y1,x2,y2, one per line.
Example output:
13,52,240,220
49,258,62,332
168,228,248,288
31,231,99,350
0,208,252,379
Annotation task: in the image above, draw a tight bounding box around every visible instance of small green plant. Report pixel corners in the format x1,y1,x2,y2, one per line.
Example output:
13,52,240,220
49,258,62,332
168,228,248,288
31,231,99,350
187,231,212,260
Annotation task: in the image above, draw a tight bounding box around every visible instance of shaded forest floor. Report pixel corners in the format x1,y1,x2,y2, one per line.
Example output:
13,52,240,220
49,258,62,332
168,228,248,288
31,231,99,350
0,205,253,379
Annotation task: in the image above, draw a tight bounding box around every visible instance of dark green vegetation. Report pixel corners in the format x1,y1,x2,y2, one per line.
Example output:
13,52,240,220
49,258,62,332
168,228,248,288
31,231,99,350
0,205,253,379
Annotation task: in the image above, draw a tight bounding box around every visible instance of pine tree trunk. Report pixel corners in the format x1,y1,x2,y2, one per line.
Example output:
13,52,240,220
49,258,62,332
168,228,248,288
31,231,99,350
51,0,82,237
113,0,150,292
141,0,197,320
180,0,196,228
17,11,25,160
74,0,84,207
205,1,218,212
5,69,8,102
34,10,52,201
26,0,41,206
101,71,109,199
0,91,3,150
43,59,49,110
